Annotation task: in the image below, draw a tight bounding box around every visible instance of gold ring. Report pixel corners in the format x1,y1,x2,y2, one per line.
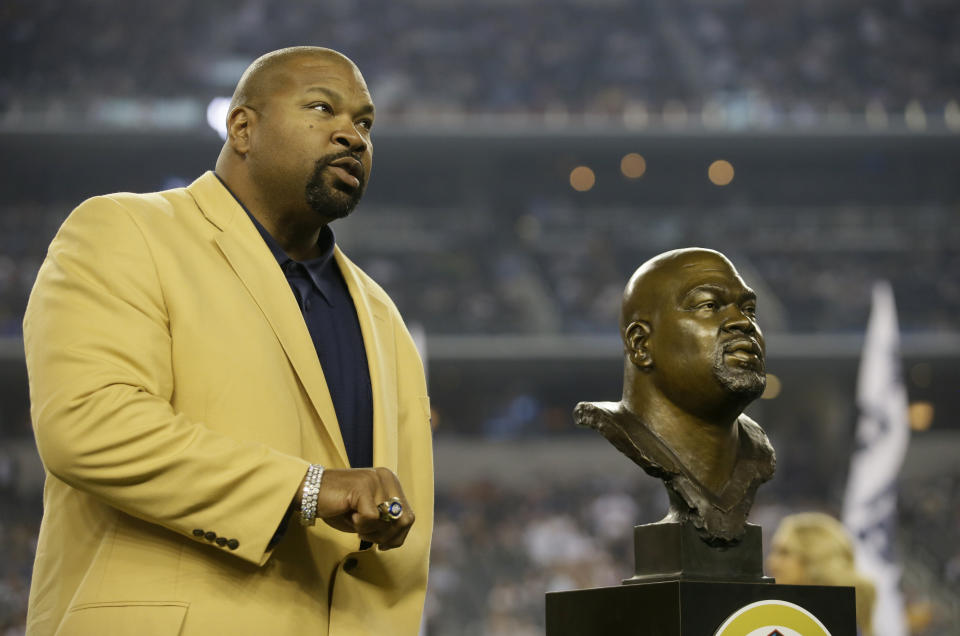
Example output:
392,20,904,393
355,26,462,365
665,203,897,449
377,497,403,522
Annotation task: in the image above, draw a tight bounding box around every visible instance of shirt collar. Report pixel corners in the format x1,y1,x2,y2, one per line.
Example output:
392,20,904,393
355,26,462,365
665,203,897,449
214,172,339,305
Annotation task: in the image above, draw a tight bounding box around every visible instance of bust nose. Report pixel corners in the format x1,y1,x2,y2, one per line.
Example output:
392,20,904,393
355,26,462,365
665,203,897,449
722,309,755,334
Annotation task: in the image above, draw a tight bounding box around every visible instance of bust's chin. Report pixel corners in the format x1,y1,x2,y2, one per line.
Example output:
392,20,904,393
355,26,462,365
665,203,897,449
714,364,766,401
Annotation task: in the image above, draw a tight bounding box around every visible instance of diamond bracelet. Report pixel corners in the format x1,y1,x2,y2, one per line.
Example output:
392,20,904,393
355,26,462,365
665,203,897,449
299,464,325,527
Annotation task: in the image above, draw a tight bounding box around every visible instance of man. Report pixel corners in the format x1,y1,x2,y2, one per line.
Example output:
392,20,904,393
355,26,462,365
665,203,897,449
23,47,433,635
574,248,775,544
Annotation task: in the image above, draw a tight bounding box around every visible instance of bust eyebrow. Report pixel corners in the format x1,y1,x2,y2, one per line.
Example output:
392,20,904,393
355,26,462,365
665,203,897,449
680,284,757,305
681,284,725,303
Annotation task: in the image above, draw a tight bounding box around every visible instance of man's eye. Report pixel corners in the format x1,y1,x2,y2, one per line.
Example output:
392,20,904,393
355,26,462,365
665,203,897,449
743,305,757,317
697,301,718,311
312,103,333,114
356,119,373,131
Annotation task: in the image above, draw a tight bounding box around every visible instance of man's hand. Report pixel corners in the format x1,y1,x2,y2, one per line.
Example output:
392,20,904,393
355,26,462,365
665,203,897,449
298,467,414,550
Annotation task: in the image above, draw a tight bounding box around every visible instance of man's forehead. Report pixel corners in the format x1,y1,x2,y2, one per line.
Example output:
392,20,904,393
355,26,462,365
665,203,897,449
289,56,367,87
266,54,370,100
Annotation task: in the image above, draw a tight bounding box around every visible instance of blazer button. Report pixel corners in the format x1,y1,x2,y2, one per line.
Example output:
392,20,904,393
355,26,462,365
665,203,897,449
215,537,227,547
227,539,239,550
192,529,204,537
204,531,216,541
343,558,358,573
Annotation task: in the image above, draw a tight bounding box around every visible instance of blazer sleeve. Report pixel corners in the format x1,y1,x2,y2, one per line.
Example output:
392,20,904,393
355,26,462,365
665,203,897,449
23,195,310,566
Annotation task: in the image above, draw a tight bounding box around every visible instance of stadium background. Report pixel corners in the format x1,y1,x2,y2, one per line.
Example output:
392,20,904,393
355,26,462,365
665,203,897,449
0,0,958,633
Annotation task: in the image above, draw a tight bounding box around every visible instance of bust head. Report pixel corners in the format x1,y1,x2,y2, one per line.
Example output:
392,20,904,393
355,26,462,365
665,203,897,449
620,248,766,424
573,247,776,544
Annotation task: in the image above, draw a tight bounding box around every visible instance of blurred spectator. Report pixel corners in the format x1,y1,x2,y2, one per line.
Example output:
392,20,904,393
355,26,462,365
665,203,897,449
767,512,877,636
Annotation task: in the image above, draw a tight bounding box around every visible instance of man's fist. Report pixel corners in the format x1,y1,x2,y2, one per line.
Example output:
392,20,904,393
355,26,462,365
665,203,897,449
298,467,414,550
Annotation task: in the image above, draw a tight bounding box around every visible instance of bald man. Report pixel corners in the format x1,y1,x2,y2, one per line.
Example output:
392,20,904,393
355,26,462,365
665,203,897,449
24,47,433,634
574,248,775,544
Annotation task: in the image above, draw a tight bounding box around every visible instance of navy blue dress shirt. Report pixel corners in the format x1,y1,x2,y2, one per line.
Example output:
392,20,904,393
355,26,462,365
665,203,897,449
216,175,374,469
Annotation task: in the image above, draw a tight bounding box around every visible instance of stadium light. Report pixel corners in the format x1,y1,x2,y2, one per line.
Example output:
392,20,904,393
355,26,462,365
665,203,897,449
761,373,781,400
569,166,596,192
708,159,735,186
620,153,646,179
206,97,231,140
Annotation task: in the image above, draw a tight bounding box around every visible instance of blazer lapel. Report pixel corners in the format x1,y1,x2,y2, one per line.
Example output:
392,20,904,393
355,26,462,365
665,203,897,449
187,172,350,467
335,248,399,473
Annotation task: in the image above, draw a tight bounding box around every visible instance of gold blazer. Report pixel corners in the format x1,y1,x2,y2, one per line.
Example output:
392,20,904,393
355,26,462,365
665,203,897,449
23,172,433,635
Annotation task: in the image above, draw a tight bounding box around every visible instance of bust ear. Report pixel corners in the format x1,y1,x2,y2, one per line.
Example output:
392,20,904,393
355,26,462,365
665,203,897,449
624,320,653,368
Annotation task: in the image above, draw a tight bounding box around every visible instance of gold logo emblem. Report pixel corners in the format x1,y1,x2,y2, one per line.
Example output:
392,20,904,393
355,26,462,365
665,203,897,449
714,600,831,636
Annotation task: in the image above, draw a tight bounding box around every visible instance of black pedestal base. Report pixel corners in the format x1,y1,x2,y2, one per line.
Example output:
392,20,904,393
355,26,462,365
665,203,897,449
545,580,855,635
627,522,771,584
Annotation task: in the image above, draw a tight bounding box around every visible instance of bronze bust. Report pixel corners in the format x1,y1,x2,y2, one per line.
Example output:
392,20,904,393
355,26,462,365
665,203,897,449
575,248,775,545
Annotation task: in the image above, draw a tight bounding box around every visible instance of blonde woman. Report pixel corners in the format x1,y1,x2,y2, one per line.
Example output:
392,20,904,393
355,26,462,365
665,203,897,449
767,512,876,636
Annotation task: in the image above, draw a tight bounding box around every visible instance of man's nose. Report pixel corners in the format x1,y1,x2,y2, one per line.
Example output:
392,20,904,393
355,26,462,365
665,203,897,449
332,125,367,153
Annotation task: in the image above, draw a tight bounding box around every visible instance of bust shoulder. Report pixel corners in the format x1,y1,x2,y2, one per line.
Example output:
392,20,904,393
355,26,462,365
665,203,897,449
573,400,682,482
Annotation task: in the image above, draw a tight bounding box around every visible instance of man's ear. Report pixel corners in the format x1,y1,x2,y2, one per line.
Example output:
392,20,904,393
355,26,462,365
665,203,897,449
226,106,256,155
624,320,653,369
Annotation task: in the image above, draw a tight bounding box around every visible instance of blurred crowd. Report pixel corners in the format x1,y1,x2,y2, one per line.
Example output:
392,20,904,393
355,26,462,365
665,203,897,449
2,0,958,124
424,479,661,636
1,199,957,336
303,199,960,335
901,473,960,595
0,490,37,635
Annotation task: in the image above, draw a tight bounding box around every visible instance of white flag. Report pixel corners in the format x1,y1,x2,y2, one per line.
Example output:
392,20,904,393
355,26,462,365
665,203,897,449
842,281,909,636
